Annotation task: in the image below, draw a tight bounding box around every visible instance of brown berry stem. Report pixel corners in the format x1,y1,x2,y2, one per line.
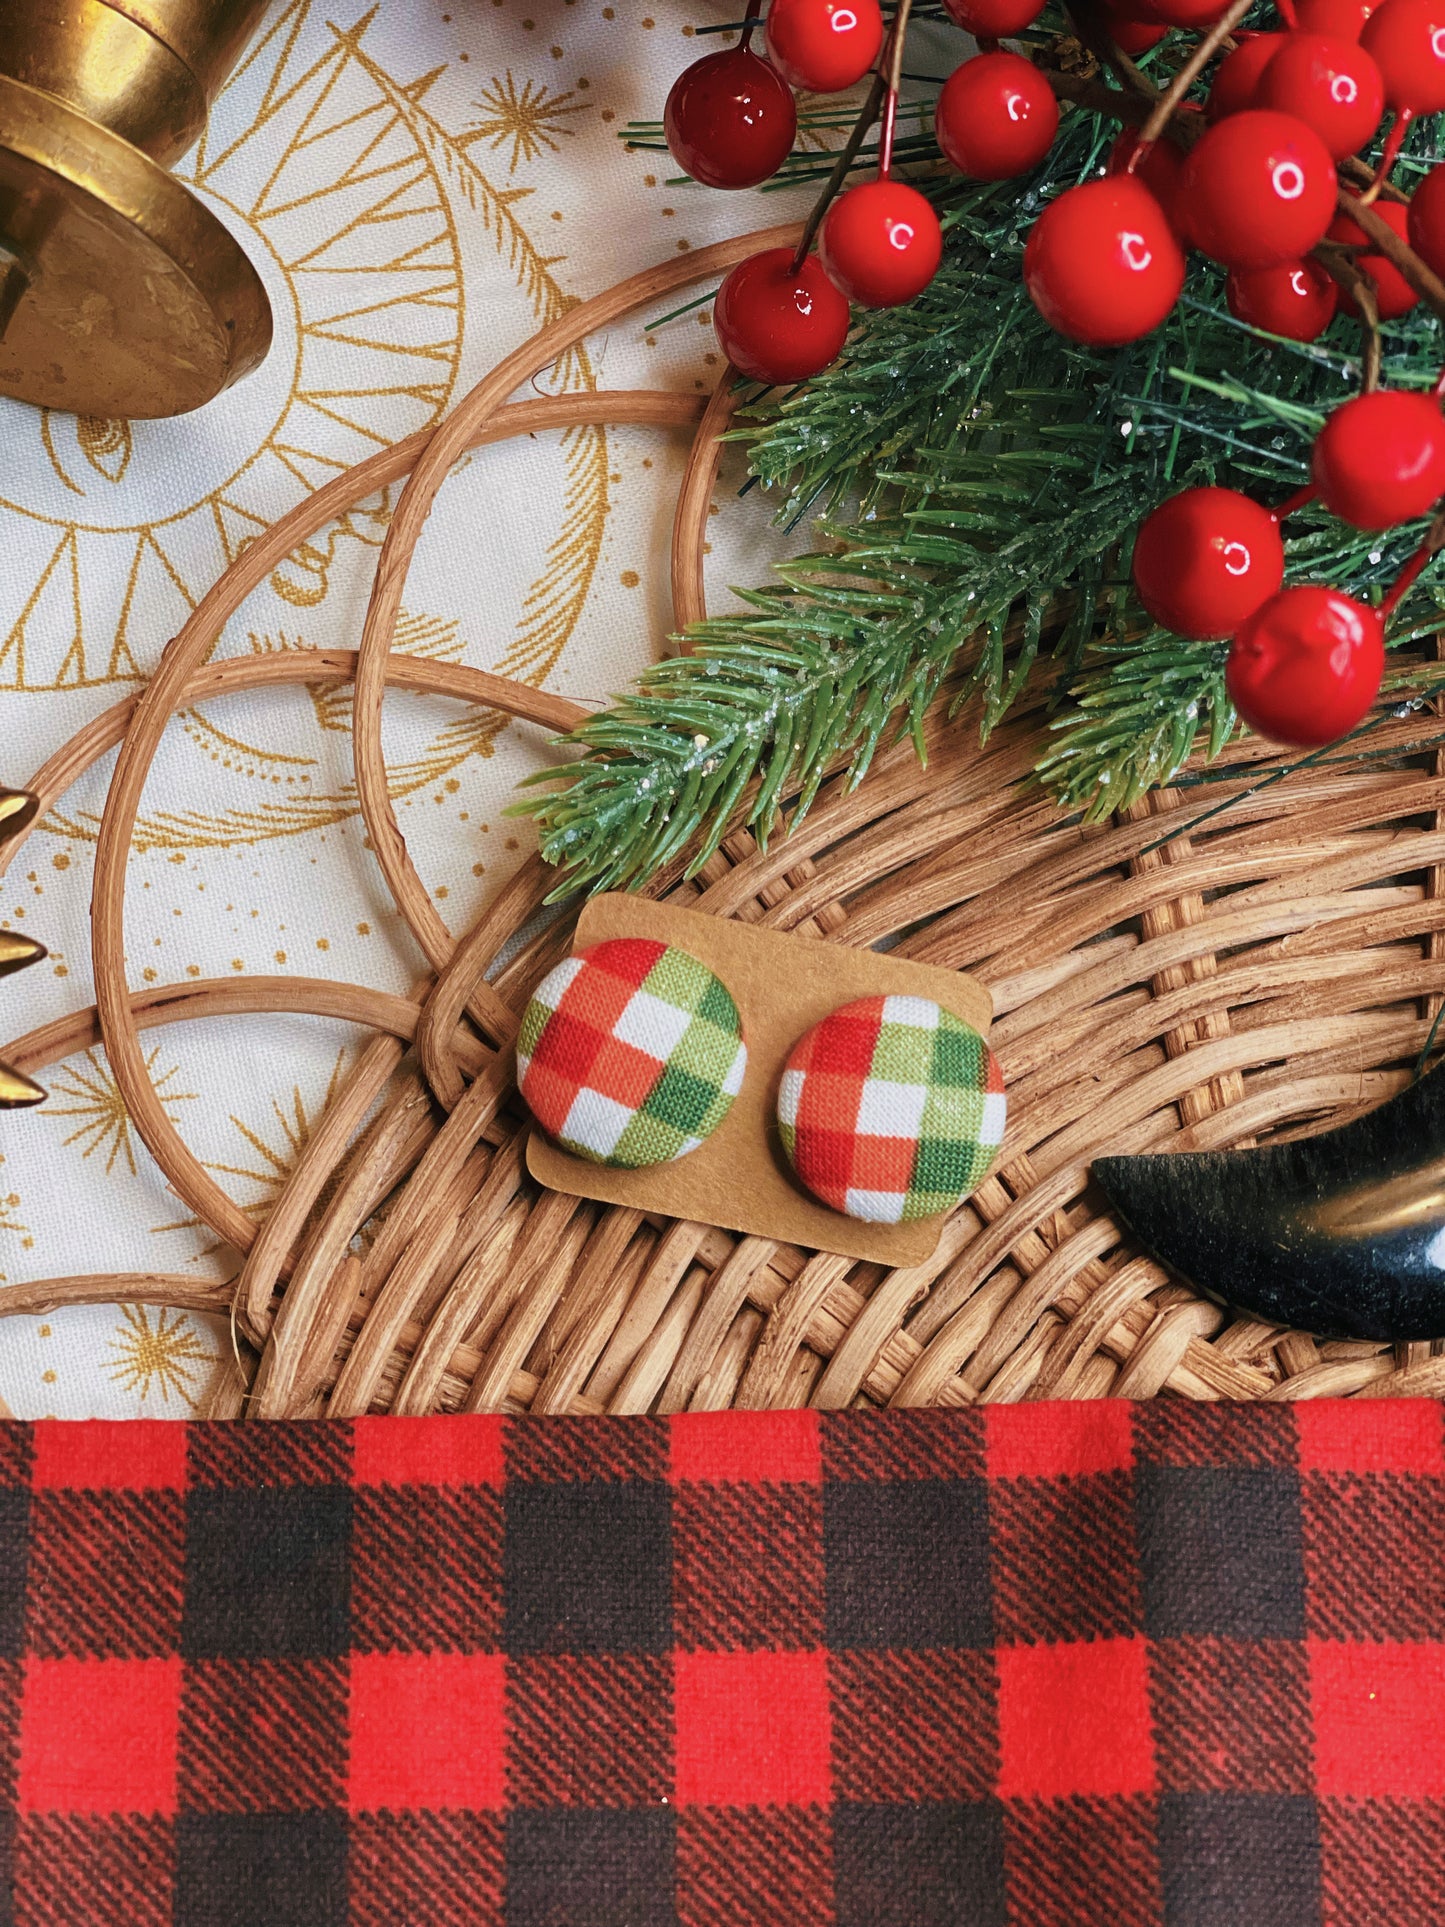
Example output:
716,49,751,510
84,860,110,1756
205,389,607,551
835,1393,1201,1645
1314,234,1384,390
788,0,913,272
877,0,915,178
1340,154,1409,202
1337,187,1445,327
1360,309,1384,392
1360,108,1412,204
1064,0,1161,104
790,69,888,269
740,0,764,48
1381,509,1445,617
1132,0,1252,161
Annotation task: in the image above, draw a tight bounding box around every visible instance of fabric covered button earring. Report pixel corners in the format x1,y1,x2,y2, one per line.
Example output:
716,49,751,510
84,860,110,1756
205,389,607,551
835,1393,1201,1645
777,994,1005,1222
518,937,747,1167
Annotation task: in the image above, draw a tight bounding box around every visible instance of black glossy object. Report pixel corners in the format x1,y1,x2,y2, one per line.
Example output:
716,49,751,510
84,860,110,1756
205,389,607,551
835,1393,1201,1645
1094,1064,1445,1340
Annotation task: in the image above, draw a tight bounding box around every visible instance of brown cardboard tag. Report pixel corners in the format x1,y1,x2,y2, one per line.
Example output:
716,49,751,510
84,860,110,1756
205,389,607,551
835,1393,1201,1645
525,893,995,1265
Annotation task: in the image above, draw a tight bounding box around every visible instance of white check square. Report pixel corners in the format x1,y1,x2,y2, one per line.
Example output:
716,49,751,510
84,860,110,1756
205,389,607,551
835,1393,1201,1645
856,1078,929,1139
777,1066,805,1129
721,1041,748,1098
612,987,694,1062
560,1087,635,1158
544,954,586,1008
845,1187,908,1224
882,995,940,1031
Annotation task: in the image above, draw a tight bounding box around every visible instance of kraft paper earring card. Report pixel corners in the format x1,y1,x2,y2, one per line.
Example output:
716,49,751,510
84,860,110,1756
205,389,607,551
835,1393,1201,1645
526,893,1000,1266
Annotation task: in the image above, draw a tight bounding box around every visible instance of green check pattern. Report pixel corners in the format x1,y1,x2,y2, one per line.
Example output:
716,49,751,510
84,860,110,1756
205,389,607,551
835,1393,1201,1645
517,937,747,1167
777,994,1007,1222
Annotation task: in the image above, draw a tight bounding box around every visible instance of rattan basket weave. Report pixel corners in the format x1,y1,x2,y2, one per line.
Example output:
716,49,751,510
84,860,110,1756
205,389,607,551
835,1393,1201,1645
5,225,1445,1414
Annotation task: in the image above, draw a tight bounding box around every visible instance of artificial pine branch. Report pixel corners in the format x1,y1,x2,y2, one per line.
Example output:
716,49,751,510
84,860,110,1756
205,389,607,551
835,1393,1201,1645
517,76,1445,896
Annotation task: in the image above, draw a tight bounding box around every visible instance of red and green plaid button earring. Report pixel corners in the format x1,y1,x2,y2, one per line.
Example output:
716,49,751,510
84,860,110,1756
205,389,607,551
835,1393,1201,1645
518,937,747,1167
777,994,1006,1222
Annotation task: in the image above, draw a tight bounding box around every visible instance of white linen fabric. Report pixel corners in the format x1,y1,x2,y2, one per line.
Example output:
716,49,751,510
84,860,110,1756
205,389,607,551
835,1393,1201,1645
0,0,817,1415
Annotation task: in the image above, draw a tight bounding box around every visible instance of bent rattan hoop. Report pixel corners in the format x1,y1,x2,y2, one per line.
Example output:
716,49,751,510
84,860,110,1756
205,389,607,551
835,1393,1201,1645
6,223,1445,1415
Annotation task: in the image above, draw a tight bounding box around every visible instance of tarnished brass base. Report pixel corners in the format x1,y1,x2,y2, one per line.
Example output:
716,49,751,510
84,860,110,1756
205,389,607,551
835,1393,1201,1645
0,71,271,418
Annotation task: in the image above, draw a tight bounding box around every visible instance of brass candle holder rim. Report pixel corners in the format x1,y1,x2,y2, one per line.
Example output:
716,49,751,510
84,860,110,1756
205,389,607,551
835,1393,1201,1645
0,72,271,418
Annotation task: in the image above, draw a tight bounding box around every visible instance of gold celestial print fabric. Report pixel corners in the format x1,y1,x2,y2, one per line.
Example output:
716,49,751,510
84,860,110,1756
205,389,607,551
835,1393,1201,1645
0,0,811,1416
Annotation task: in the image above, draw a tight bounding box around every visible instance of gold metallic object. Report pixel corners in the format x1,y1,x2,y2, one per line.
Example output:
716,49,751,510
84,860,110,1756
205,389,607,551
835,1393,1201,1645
0,791,45,1109
0,0,272,418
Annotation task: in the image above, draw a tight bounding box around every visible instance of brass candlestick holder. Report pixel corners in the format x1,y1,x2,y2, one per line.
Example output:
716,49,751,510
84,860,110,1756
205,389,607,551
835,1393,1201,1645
0,0,273,419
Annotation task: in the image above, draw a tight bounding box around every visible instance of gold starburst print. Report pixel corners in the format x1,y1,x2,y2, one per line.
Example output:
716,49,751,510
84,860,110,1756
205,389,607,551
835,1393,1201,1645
206,1050,347,1218
467,73,590,171
46,1049,197,1177
152,1050,350,1250
108,1305,215,1408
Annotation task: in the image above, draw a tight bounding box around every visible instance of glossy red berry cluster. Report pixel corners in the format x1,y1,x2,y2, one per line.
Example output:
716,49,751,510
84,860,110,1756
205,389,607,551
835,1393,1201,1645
666,0,950,386
667,0,1077,388
662,0,1445,753
1132,377,1445,748
1020,16,1398,350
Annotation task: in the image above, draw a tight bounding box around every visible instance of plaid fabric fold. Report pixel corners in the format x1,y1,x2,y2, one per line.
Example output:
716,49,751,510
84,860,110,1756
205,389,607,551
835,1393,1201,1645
1,1403,1441,1925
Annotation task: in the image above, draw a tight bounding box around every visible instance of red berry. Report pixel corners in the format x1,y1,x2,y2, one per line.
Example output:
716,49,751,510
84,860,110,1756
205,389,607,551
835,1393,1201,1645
1295,0,1374,37
1257,31,1384,156
1208,34,1286,118
1226,258,1340,338
663,48,797,189
1360,0,1445,110
940,0,1043,36
1407,160,1445,275
1329,198,1418,318
1132,487,1286,640
936,53,1059,181
1100,2,1169,50
1132,0,1226,27
764,0,883,94
1312,388,1445,528
1023,175,1184,345
1178,110,1337,269
819,179,942,307
1109,129,1186,226
1227,586,1384,745
714,247,851,383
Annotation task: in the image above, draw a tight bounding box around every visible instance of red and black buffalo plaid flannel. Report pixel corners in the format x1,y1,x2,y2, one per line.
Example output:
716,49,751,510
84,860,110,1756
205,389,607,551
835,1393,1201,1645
0,1401,1441,1925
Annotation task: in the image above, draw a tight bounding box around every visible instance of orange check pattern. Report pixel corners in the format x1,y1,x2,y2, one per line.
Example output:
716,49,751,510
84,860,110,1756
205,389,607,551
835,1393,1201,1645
517,940,746,1168
777,995,1006,1222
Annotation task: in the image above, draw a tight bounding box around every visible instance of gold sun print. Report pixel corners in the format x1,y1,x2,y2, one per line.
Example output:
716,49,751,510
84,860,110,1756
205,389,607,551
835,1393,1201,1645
108,1304,217,1408
46,1049,197,1177
0,3,465,695
467,73,591,171
208,1049,348,1216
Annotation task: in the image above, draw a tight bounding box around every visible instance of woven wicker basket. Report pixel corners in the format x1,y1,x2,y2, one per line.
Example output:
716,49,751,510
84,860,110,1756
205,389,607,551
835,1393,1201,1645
5,225,1445,1415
